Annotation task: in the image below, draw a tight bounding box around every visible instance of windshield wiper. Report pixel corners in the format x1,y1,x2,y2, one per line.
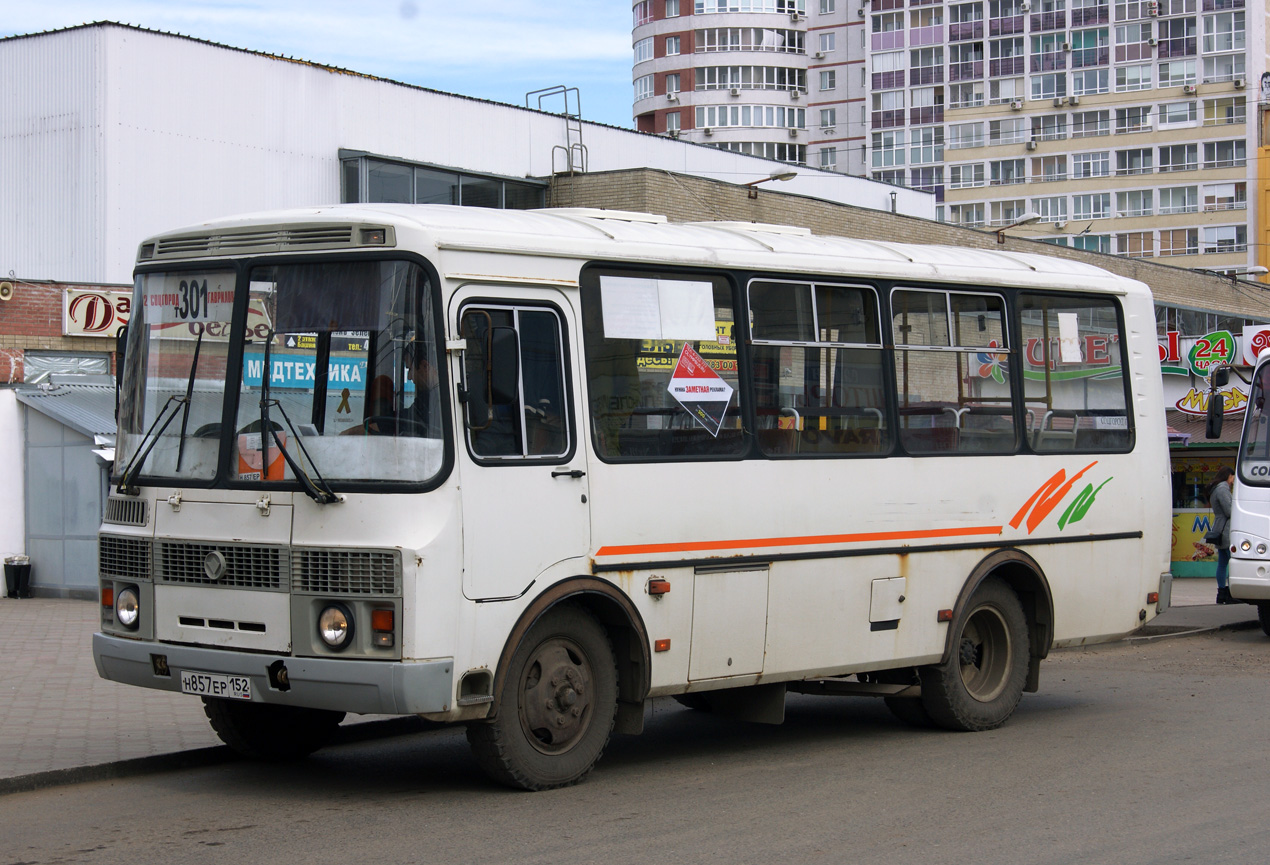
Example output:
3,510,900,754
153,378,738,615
175,330,204,472
117,394,185,495
260,329,273,476
262,399,341,504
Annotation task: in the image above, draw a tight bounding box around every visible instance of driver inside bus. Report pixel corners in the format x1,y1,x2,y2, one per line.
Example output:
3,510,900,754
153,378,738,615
344,341,438,437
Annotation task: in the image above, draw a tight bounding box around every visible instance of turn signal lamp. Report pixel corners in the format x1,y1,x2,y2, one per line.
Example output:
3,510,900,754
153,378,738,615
371,608,394,648
937,609,954,622
101,586,114,608
654,639,671,652
1147,592,1159,604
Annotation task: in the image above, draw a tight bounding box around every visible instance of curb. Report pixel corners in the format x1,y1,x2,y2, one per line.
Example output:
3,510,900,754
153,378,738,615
1124,618,1260,643
0,715,438,797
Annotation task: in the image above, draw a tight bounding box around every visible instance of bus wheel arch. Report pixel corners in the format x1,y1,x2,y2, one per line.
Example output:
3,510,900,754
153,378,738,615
946,548,1054,693
467,577,651,789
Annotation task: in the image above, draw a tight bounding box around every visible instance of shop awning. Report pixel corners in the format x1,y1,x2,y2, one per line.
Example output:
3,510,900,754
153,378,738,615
1166,409,1242,448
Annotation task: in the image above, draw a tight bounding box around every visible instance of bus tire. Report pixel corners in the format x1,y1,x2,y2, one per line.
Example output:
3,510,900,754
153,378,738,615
1258,603,1270,637
920,577,1029,732
467,604,618,791
202,697,345,760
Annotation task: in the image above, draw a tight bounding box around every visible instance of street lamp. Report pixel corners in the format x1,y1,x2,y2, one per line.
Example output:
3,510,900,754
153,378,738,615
993,211,1041,244
745,170,798,199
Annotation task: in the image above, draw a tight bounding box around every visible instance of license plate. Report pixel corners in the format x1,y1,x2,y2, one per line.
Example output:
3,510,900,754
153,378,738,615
180,670,252,700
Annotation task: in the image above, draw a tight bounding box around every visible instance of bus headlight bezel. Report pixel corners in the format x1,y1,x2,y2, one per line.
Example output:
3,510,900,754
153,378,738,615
115,586,141,630
317,603,355,650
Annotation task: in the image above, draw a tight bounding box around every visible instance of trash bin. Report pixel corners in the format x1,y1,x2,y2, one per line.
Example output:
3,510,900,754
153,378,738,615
4,555,31,599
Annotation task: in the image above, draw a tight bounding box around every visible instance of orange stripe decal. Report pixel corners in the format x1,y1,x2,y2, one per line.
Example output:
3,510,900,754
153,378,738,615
594,525,1004,558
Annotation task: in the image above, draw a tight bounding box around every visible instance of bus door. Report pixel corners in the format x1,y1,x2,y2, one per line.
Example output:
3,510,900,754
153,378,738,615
451,291,590,601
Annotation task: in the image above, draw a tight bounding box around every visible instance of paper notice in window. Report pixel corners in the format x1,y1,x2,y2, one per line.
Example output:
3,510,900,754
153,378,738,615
667,343,735,437
1058,312,1083,364
600,276,715,341
236,432,286,481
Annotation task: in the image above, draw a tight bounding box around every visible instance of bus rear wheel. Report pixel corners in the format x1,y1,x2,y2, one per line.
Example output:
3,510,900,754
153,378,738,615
467,605,618,790
1258,603,1270,637
919,578,1029,732
202,698,345,760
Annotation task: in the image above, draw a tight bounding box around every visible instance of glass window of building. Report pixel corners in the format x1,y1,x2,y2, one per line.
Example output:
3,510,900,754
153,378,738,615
1032,154,1067,181
1114,148,1152,175
949,162,986,188
1071,109,1110,137
1202,182,1245,212
1073,192,1112,220
1072,151,1110,177
635,37,655,65
1159,185,1198,214
1032,195,1068,221
1159,143,1198,173
341,154,545,210
991,158,1026,185
1201,225,1246,254
1116,231,1153,258
1158,101,1197,127
1159,228,1199,257
990,199,1028,225
1115,189,1152,217
1202,11,1244,53
1203,96,1245,126
665,36,681,55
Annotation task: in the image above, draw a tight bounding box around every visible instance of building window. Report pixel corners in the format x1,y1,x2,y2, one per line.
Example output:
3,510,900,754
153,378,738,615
949,163,986,188
1202,225,1246,254
1158,59,1196,87
1203,182,1245,212
872,130,906,167
1202,53,1244,84
695,66,807,91
990,199,1028,226
1072,69,1109,95
950,82,986,108
949,202,986,226
910,126,945,164
1159,228,1199,257
820,70,837,90
1116,231,1154,258
1070,110,1109,137
872,90,905,128
666,111,681,132
1159,185,1198,215
1158,101,1197,127
1030,73,1067,100
989,37,1025,76
1031,113,1068,141
820,107,837,128
696,104,806,128
820,32,836,53
1031,154,1068,181
635,37,655,65
819,147,838,170
1202,11,1243,54
1072,234,1111,253
990,117,1029,144
666,73,681,94
1070,28,1109,68
340,154,545,210
634,1,654,26
666,0,681,16
1072,151,1109,178
1115,189,1152,217
1203,140,1245,169
991,158,1026,185
1114,106,1152,133
1032,195,1068,222
695,0,809,11
1159,143,1198,173
1115,63,1152,91
635,75,655,102
820,0,836,11
665,36,681,56
1114,148,1152,175
697,28,805,53
1115,22,1152,62
1203,97,1245,126
949,121,984,149
1073,192,1112,220
989,77,1025,104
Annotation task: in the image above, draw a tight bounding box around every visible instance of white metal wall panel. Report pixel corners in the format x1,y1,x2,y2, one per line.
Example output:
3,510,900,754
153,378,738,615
3,24,933,286
0,29,106,284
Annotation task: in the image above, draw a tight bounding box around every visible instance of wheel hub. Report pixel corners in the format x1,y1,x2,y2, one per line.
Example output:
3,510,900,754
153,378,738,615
519,641,593,753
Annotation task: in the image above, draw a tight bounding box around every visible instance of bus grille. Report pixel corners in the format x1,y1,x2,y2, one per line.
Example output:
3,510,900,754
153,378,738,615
157,541,286,591
103,497,148,527
99,535,152,581
291,548,401,596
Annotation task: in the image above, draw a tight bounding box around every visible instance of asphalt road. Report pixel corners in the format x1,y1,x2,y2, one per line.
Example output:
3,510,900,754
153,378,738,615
4,628,1269,865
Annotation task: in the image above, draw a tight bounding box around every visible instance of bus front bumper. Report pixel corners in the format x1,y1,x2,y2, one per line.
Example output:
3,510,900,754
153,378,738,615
93,633,454,715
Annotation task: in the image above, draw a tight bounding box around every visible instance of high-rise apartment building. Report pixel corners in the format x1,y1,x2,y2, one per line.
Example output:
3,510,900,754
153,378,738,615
632,0,1264,275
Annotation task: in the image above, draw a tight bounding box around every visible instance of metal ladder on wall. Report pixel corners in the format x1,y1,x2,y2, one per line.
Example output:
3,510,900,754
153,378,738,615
526,86,588,180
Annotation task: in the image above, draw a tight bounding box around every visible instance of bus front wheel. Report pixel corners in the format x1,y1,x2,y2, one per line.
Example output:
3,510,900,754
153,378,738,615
920,577,1029,732
1257,603,1270,637
202,698,345,760
467,604,618,790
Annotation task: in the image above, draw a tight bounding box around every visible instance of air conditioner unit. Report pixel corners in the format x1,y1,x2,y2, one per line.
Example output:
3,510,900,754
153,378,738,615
789,128,800,138
1062,41,1071,51
1147,0,1159,15
790,11,804,21
729,87,741,97
1054,221,1067,230
858,6,867,15
702,127,713,136
790,89,801,100
1027,139,1038,150
1020,0,1031,10
813,51,825,59
667,129,680,138
1234,77,1246,89
1183,83,1197,94
1148,37,1158,46
1068,95,1080,105
1053,97,1064,107
666,92,678,102
1010,99,1023,110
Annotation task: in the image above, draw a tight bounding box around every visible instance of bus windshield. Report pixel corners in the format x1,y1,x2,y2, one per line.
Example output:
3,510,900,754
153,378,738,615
116,259,444,489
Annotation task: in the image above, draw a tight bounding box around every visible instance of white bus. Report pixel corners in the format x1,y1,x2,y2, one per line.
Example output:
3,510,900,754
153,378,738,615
95,205,1171,789
1214,358,1270,634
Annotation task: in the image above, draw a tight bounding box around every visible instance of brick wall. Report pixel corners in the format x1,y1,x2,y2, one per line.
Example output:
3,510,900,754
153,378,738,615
0,281,120,383
549,169,1270,321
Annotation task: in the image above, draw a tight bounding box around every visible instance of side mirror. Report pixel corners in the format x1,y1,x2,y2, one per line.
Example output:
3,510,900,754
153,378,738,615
1206,391,1224,439
460,314,520,431
1213,367,1230,388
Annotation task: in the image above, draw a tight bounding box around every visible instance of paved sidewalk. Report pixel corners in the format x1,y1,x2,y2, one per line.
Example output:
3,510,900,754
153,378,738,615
0,578,1258,792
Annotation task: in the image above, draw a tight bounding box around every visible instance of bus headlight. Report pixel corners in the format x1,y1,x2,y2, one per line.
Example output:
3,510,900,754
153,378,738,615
1258,544,1267,556
1241,541,1251,552
318,604,354,650
115,586,140,630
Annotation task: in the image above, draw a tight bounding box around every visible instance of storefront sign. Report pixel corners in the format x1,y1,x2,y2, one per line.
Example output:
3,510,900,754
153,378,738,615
1164,379,1247,416
63,288,131,337
1160,327,1269,376
1242,325,1270,365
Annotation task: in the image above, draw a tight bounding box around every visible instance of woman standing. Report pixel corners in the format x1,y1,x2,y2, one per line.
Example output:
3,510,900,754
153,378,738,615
1208,466,1236,604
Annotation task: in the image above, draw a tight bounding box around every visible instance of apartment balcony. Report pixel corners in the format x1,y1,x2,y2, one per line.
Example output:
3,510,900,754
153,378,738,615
1030,11,1065,31
988,15,1024,36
